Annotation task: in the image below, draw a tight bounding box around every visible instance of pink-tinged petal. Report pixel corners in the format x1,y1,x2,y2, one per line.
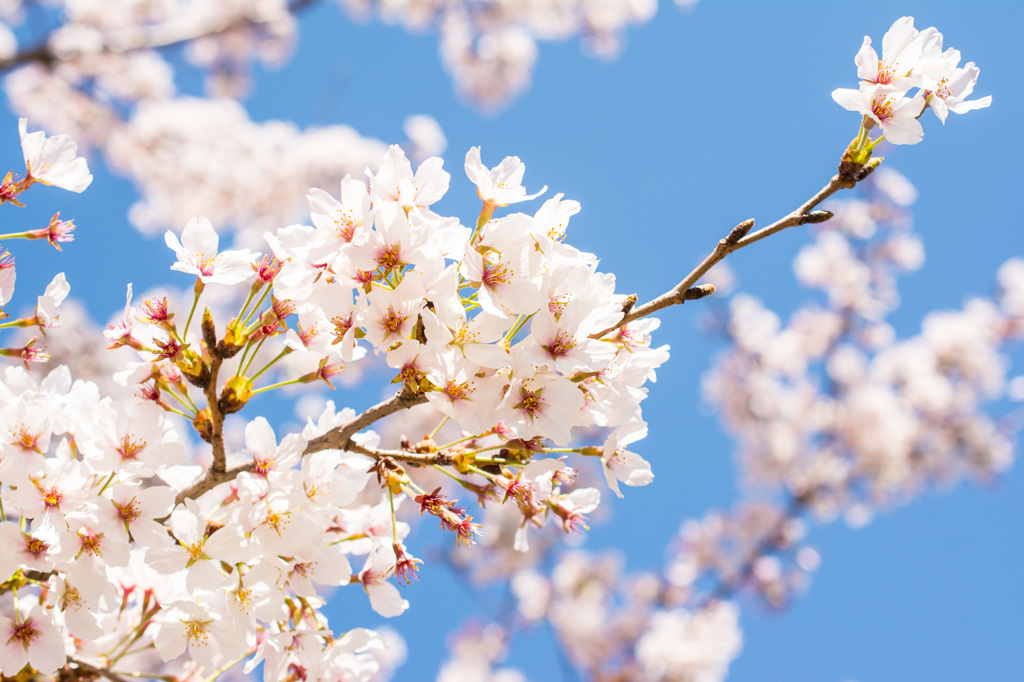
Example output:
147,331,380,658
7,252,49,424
19,119,92,193
25,614,65,674
153,621,188,662
831,88,868,113
180,216,220,256
0,246,14,307
366,581,409,618
949,95,991,115
412,156,450,206
880,17,918,66
929,96,950,124
0,617,30,675
853,38,880,81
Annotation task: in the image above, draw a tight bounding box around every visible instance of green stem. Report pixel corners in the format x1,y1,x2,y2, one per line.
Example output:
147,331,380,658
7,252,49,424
243,286,274,328
388,487,398,540
164,406,192,419
97,471,117,496
436,432,489,451
504,313,533,343
251,377,302,395
432,464,471,483
470,200,497,244
182,280,203,339
249,346,290,382
241,336,269,376
163,385,198,414
465,464,500,482
427,416,450,440
238,287,261,327
0,317,36,329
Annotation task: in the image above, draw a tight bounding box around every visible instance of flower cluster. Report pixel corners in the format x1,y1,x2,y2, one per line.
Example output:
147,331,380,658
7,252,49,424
0,141,669,679
832,16,991,145
0,363,420,678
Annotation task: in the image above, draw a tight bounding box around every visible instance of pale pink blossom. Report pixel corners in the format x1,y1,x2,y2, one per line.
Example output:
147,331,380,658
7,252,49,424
19,118,92,192
164,216,257,285
0,606,66,675
465,147,546,206
360,548,409,618
831,88,925,145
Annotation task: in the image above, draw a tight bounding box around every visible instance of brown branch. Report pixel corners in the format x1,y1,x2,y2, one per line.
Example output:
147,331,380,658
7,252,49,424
174,461,255,506
174,386,428,504
591,167,872,339
66,659,133,682
304,386,429,456
346,439,453,466
203,314,227,476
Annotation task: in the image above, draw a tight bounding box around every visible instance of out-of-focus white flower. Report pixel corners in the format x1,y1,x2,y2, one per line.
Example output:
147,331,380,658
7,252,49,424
635,603,742,681
403,114,447,162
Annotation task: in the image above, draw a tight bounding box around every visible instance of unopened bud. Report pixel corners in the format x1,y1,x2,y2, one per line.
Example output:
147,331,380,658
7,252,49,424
219,375,253,414
219,320,248,358
800,210,834,225
201,309,218,351
192,408,214,443
683,284,716,302
725,219,755,245
179,347,210,388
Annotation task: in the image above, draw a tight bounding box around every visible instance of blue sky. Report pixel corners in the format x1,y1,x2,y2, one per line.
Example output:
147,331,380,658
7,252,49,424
2,2,1021,680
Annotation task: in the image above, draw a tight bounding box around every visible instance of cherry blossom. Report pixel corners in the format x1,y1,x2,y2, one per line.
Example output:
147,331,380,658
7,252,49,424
465,147,547,207
18,118,92,193
0,606,66,675
164,215,257,285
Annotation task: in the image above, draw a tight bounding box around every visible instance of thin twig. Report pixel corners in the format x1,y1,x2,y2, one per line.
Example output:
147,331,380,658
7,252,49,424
591,170,866,339
304,386,429,456
66,659,132,682
345,439,451,467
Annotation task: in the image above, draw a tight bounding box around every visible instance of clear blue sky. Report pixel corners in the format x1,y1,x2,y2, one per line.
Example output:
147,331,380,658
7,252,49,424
2,2,1021,680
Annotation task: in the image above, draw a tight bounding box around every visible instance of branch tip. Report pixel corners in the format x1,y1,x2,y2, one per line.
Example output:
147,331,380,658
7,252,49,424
683,283,716,302
800,210,833,225
725,219,755,245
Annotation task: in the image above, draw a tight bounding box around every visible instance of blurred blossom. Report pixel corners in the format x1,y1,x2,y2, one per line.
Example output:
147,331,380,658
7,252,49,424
635,603,742,682
0,20,15,59
873,167,918,206
1007,376,1024,402
403,114,447,163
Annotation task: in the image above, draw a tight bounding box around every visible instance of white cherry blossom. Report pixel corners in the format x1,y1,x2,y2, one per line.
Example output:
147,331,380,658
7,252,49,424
19,118,92,193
